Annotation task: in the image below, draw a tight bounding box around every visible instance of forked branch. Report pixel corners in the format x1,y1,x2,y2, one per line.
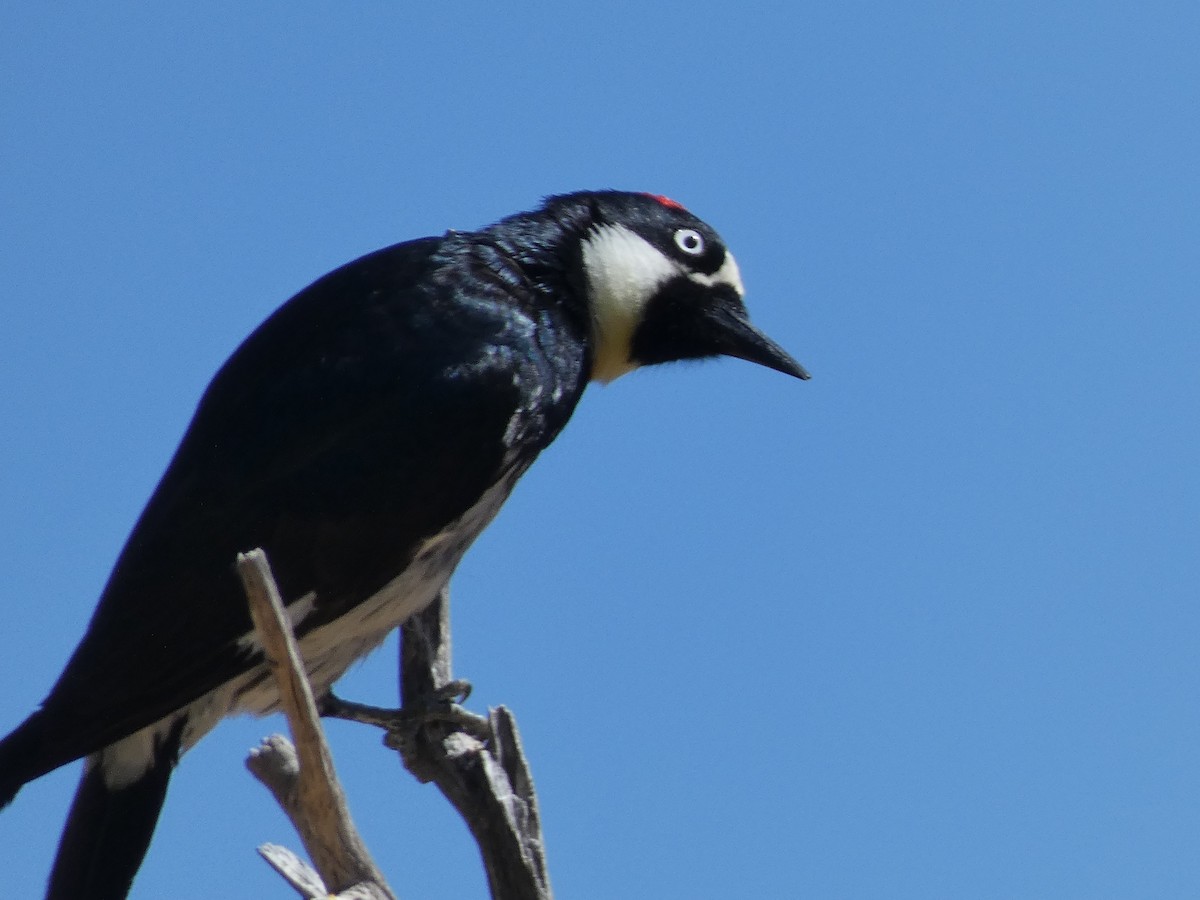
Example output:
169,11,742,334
237,549,552,900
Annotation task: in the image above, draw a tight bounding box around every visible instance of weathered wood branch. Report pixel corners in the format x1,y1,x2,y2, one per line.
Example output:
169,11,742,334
238,549,552,899
321,590,554,900
399,590,552,900
237,548,396,900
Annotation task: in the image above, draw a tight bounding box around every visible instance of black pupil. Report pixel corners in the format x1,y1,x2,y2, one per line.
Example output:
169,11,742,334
682,232,699,250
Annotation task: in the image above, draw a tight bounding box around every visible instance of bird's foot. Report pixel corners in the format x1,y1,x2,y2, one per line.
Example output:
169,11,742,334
319,684,492,769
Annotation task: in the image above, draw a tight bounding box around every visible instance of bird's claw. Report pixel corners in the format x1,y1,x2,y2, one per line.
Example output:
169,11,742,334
318,683,492,750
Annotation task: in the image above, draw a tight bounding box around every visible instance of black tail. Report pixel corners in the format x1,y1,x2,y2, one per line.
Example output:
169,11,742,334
46,721,183,900
0,712,69,810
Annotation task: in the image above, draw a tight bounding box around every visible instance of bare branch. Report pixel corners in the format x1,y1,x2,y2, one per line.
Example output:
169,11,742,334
405,592,554,900
400,590,554,900
256,842,326,899
237,548,396,900
239,549,554,900
321,590,553,899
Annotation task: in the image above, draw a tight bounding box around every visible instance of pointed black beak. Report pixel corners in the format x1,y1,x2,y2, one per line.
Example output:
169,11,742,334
704,301,811,380
628,278,810,381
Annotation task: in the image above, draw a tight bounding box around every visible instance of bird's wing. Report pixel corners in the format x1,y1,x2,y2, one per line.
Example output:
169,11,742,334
35,235,588,758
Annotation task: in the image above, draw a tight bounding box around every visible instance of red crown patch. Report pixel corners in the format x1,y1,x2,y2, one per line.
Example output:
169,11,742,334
644,193,686,211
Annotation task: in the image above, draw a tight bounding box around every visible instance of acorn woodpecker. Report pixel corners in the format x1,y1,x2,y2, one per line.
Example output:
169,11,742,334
0,190,808,899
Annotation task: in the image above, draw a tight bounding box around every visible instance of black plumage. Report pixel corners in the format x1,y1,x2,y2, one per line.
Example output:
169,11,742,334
0,190,806,899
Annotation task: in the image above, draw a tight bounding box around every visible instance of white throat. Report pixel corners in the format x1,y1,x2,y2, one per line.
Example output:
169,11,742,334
581,224,677,383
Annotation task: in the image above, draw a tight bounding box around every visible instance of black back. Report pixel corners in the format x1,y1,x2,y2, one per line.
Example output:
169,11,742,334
29,229,591,764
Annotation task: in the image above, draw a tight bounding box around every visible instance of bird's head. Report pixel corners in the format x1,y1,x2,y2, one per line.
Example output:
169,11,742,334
553,191,809,384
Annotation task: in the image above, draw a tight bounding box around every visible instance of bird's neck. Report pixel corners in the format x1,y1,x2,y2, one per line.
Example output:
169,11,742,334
479,210,596,365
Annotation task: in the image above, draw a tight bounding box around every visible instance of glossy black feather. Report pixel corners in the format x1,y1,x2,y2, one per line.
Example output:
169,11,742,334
0,190,806,900
20,229,590,773
46,722,183,900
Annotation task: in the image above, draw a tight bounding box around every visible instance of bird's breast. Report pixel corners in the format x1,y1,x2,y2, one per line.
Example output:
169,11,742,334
99,468,524,790
231,466,523,717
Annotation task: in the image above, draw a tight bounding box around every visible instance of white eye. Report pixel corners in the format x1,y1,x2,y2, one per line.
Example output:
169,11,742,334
673,228,705,256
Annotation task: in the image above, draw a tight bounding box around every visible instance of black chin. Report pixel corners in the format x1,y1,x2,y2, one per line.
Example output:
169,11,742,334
631,282,810,380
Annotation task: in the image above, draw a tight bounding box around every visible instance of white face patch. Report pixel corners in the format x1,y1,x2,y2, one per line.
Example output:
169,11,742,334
581,224,677,383
689,251,745,295
581,222,744,383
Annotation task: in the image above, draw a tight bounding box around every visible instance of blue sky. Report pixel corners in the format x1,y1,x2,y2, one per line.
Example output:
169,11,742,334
2,3,1196,898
